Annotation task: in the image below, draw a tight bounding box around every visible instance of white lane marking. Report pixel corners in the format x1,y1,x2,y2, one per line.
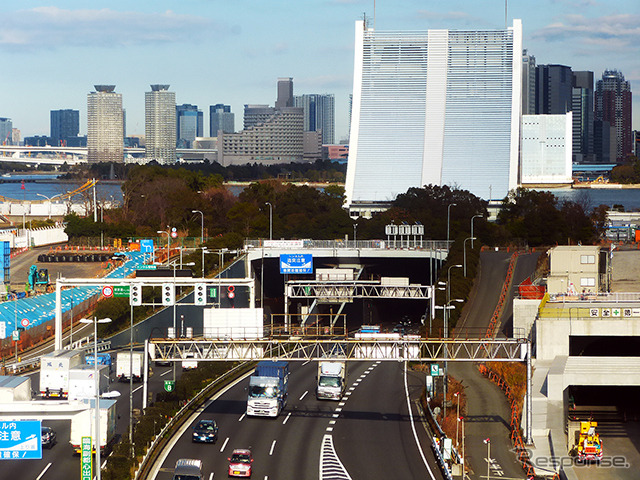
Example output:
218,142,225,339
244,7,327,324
220,437,229,452
299,391,308,401
338,402,345,407
348,387,355,391
329,420,336,425
209,473,214,480
282,412,292,425
359,374,367,379
404,362,437,480
335,407,342,412
160,370,172,376
319,434,351,480
345,392,352,396
326,427,333,432
269,440,277,455
238,413,246,422
332,413,339,418
133,385,144,394
36,463,52,480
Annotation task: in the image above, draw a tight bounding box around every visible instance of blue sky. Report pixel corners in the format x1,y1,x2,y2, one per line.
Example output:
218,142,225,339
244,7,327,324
1,0,638,141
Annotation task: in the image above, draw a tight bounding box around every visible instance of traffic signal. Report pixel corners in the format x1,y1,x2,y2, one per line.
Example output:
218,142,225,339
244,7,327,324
130,284,142,306
194,283,206,305
162,283,175,306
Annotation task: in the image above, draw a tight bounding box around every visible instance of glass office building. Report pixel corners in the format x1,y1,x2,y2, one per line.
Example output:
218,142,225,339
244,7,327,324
345,20,522,215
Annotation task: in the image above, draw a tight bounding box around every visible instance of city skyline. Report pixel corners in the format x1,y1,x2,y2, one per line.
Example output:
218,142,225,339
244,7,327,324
0,1,638,140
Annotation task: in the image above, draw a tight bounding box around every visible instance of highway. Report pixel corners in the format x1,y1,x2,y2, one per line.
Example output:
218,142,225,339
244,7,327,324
153,361,443,480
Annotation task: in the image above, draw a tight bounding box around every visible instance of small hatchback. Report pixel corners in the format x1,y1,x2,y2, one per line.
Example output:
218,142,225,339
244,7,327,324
191,419,218,443
227,448,253,477
41,426,57,449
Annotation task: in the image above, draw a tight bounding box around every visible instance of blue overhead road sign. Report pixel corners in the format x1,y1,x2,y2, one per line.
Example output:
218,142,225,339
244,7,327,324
0,420,42,459
280,254,313,274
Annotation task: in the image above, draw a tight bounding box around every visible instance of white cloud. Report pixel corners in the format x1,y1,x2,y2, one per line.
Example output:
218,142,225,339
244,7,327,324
532,13,640,50
0,7,224,50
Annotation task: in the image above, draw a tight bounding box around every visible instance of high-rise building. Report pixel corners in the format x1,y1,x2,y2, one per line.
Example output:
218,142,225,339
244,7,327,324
244,105,276,129
0,118,12,145
571,71,594,163
522,50,536,115
275,78,293,108
145,84,176,164
521,113,573,184
294,94,335,144
345,20,522,215
209,104,235,136
218,107,304,165
535,64,573,115
50,109,79,145
595,70,633,162
176,104,203,148
87,85,124,163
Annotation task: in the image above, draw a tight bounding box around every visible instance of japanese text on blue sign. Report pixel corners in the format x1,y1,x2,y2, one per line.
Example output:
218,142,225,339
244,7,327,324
0,420,42,460
280,254,313,274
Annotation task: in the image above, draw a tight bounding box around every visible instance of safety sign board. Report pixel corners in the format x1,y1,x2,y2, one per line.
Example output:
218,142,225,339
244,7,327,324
279,254,313,274
0,420,42,460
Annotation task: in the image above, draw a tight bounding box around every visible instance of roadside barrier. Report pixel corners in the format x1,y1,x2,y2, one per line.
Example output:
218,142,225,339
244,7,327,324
485,252,519,338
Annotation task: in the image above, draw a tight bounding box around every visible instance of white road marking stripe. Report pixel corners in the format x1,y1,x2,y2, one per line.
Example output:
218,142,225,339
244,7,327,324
283,412,292,425
329,420,336,425
269,440,276,455
319,434,351,480
326,427,333,432
220,437,229,452
335,407,342,412
299,391,308,401
209,473,214,480
238,413,246,422
338,402,345,407
160,370,171,376
36,463,52,480
133,385,143,394
332,413,339,418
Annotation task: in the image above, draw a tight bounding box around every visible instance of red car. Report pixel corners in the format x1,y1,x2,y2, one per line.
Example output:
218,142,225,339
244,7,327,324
228,448,253,478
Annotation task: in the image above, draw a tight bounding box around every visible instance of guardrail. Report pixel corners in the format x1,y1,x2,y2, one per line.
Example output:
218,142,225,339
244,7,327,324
134,362,254,480
4,339,111,374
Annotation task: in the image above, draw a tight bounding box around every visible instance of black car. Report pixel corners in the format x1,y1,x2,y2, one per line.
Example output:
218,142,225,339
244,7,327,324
41,426,57,449
191,419,218,443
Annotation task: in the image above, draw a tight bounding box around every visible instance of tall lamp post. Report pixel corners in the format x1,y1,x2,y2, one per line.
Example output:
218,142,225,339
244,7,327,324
36,193,62,219
463,237,477,277
265,202,273,241
447,203,457,246
191,210,205,277
79,317,112,480
484,437,491,480
353,223,358,245
471,214,483,249
168,260,195,381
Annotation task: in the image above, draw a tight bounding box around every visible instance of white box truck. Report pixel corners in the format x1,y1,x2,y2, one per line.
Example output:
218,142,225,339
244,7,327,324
70,398,117,454
40,349,85,398
68,364,109,400
116,351,143,382
316,361,347,400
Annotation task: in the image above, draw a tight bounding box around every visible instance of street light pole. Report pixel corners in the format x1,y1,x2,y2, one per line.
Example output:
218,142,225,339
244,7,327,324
36,193,62,219
265,202,273,241
157,230,170,264
191,210,204,277
447,203,457,246
471,214,483,249
353,223,358,245
484,437,491,480
463,237,477,277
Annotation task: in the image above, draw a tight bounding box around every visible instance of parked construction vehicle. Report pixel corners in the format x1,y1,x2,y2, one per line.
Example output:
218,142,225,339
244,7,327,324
573,421,603,462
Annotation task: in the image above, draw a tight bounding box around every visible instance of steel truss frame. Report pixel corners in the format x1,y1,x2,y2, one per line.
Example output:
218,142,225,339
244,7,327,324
286,282,432,300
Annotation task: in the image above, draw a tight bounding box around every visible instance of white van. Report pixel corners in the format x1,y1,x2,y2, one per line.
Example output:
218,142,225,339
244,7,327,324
173,458,203,480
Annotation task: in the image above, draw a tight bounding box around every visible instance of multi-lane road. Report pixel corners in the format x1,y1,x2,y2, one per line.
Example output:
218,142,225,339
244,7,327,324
153,360,443,480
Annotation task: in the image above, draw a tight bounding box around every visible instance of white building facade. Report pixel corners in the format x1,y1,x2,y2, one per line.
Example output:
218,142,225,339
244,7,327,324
87,86,123,163
345,20,522,216
520,113,573,185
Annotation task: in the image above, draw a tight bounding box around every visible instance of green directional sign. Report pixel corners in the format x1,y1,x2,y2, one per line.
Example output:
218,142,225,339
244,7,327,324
137,264,157,270
164,380,176,393
430,364,440,377
81,436,92,480
113,285,130,297
208,286,218,299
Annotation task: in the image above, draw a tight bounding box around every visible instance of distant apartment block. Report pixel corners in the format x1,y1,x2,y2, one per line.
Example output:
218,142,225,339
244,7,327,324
209,104,235,136
50,109,79,145
87,85,124,163
324,144,349,162
0,118,12,145
522,50,536,115
535,64,573,115
243,105,276,129
276,77,293,108
294,94,335,145
176,104,203,148
595,70,632,162
145,84,176,164
520,113,573,185
218,107,304,166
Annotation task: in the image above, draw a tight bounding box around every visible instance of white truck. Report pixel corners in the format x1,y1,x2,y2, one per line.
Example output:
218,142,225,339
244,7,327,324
68,364,109,400
40,349,85,398
247,361,289,417
70,398,117,454
316,361,347,400
116,351,144,382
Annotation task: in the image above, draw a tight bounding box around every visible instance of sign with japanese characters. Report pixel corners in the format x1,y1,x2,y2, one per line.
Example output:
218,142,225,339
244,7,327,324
279,254,313,274
0,420,41,460
81,436,92,480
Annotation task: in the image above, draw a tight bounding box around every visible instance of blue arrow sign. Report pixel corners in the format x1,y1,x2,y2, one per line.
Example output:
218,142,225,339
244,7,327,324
0,420,42,460
280,254,313,274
